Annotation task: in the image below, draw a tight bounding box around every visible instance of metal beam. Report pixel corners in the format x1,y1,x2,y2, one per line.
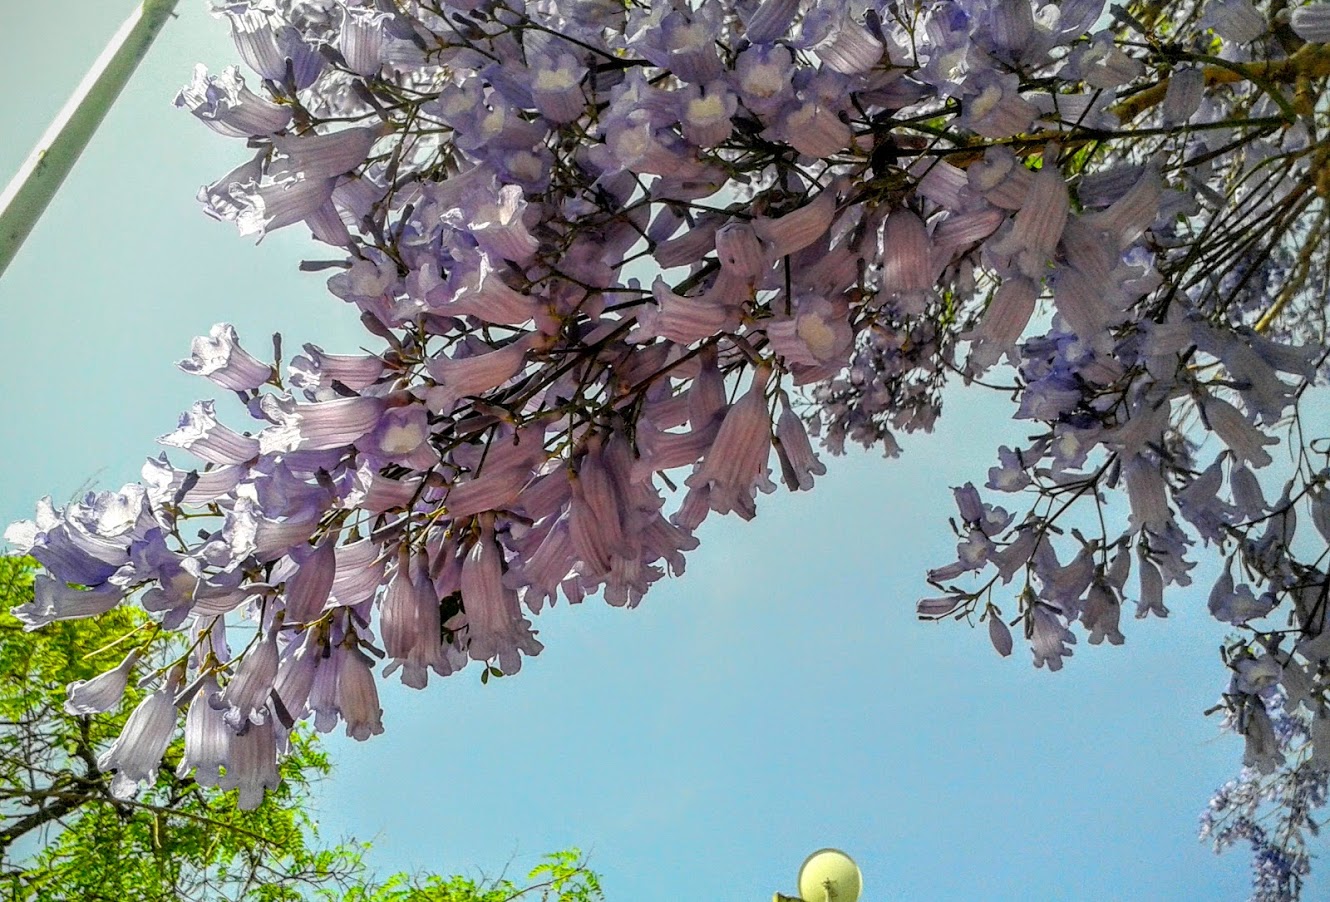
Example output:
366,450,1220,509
0,0,180,279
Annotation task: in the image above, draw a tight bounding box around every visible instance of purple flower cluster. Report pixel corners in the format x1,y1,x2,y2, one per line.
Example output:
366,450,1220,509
5,5,1330,885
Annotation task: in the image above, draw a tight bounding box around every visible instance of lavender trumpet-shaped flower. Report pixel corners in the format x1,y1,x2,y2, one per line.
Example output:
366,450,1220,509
99,680,179,800
684,368,775,521
176,322,273,392
174,64,291,138
219,627,279,727
65,650,139,715
178,674,230,787
219,717,281,810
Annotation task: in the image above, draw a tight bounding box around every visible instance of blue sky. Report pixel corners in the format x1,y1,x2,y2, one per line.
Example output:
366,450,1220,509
0,2,1314,898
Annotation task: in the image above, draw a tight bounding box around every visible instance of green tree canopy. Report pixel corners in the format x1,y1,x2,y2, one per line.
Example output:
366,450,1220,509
0,556,601,902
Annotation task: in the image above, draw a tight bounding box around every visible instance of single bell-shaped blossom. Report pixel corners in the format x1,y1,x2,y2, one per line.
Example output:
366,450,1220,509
1199,393,1278,468
460,517,544,674
1310,487,1330,545
235,173,338,238
684,368,775,519
272,630,319,721
732,43,796,117
753,186,838,258
1135,553,1169,619
679,82,738,147
1122,455,1174,536
219,627,279,727
779,98,853,158
428,253,543,327
259,394,387,453
65,650,140,715
271,127,381,181
986,445,1033,493
224,494,323,564
336,643,385,741
745,0,800,43
425,335,535,411
932,208,1008,261
219,4,323,88
328,538,388,609
714,221,766,280
1234,654,1284,696
1048,265,1121,341
1073,33,1145,89
1208,568,1275,625
177,323,273,393
959,72,1038,139
198,152,263,224
307,640,340,734
774,402,826,491
811,10,884,74
381,552,445,689
1173,457,1233,543
99,682,179,800
283,539,337,623
968,147,1033,210
637,277,743,345
336,6,392,77
689,350,727,426
1292,3,1330,41
914,159,979,211
765,296,853,369
988,614,1014,657
1029,603,1076,671
178,674,230,786
159,401,261,465
990,158,1069,278
880,209,935,295
142,456,244,507
1037,546,1097,613
980,0,1037,59
600,112,701,177
288,344,385,396
1229,462,1269,521
1162,67,1205,124
464,184,540,264
530,53,588,123
1083,167,1162,251
174,64,292,138
968,277,1039,364
569,442,627,577
1081,582,1126,646
1239,698,1282,775
361,403,437,470
505,519,575,612
219,717,281,809
11,577,123,629
993,529,1041,585
445,426,547,518
1206,0,1267,42
650,7,725,84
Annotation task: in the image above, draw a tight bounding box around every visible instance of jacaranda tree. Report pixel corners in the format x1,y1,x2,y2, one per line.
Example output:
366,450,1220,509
5,0,1330,897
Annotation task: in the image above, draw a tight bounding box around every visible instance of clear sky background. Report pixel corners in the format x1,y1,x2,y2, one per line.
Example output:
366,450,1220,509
0,2,1319,899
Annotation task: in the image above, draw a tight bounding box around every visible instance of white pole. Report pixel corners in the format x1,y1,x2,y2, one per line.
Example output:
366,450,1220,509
0,0,181,279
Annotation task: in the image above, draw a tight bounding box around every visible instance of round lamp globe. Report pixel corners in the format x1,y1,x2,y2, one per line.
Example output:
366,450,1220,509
797,849,862,902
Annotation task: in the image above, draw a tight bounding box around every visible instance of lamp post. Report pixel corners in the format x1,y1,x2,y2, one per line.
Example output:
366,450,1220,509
773,848,863,902
0,0,180,279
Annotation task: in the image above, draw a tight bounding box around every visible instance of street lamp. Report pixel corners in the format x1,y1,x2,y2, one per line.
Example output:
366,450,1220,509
773,848,863,902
